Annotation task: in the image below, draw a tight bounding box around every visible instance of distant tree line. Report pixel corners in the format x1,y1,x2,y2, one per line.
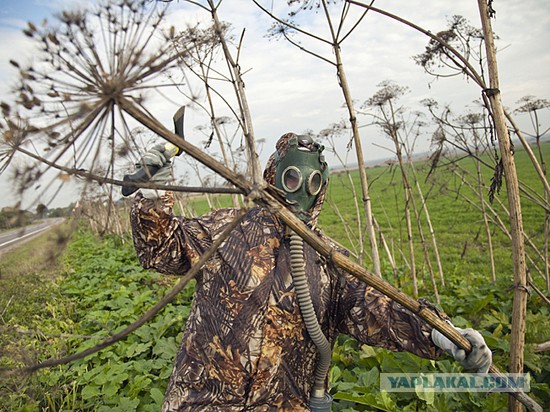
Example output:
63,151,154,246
0,203,73,230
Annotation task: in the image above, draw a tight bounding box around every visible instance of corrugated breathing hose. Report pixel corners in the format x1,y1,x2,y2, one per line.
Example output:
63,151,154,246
289,230,333,411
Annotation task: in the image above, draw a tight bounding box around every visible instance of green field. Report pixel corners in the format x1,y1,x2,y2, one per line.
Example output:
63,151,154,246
0,143,548,411
321,142,549,293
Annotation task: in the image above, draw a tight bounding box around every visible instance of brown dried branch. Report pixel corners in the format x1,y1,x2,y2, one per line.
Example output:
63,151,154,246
119,96,542,411
0,207,247,377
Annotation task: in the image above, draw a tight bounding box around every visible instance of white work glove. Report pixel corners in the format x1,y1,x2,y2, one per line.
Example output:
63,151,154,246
136,143,177,199
432,322,492,374
137,143,175,169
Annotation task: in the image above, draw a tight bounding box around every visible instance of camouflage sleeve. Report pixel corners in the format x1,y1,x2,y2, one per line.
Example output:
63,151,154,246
129,192,210,275
335,273,447,360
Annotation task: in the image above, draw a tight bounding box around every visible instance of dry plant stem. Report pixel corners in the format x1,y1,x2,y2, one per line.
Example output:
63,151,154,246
0,207,247,377
491,196,547,284
208,0,262,185
372,215,399,281
189,162,215,209
474,144,497,282
11,145,241,195
376,194,403,274
477,3,528,410
347,0,550,203
528,273,550,307
409,188,440,303
452,166,547,284
397,139,438,300
337,167,364,259
121,98,541,412
322,0,381,276
434,117,549,212
198,59,240,208
506,111,550,289
328,147,366,262
534,340,550,353
505,110,550,197
328,198,359,257
456,185,547,283
384,109,418,296
401,137,441,297
410,162,445,287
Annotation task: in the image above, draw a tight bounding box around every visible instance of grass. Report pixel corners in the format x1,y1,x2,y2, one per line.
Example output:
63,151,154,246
0,225,77,410
1,225,196,411
0,226,70,331
187,142,549,295
320,142,549,291
0,143,548,411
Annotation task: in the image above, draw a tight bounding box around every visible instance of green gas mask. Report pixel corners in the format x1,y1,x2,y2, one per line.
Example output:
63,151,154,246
274,135,329,219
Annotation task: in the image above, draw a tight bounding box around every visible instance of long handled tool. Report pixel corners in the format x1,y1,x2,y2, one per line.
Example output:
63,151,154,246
121,106,185,196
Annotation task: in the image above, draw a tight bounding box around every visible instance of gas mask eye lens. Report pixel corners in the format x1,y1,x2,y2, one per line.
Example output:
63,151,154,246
282,166,303,193
307,171,323,196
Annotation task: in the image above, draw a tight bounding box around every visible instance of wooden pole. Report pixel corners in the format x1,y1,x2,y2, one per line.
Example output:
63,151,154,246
476,2,529,411
121,97,542,412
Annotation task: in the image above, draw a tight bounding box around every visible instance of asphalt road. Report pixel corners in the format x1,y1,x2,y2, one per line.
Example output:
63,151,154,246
0,218,65,254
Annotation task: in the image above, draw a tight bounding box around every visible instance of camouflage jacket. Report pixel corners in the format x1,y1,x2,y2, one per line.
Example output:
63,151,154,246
130,192,445,412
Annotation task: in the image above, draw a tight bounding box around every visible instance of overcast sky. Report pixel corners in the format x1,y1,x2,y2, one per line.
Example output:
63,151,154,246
0,0,549,209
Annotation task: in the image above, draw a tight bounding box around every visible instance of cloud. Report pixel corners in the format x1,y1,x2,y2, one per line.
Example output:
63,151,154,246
0,0,548,209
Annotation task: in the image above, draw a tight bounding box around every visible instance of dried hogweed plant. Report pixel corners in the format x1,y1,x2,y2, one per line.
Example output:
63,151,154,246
0,0,191,217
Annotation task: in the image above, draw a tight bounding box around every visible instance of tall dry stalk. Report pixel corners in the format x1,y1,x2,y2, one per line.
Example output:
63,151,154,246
515,96,550,290
253,0,382,276
472,114,497,282
408,186,439,302
407,161,446,287
473,153,497,283
393,138,417,297
178,27,242,208
450,164,548,286
428,105,498,283
209,7,262,186
0,2,543,409
321,0,382,276
372,215,398,281
319,127,365,258
476,3,528,410
452,164,549,307
362,81,438,298
399,109,446,288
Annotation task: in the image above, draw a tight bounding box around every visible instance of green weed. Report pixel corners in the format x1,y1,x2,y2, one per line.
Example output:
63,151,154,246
1,144,548,411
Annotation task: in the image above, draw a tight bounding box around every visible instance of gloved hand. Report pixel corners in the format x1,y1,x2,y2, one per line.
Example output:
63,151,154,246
136,143,171,170
135,143,177,199
432,322,492,373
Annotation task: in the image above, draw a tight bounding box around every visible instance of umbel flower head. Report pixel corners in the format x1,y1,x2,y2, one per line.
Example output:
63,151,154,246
0,0,187,205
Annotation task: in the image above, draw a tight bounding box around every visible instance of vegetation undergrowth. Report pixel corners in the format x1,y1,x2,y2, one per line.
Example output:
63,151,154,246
0,227,194,411
1,221,548,411
0,145,549,411
329,270,550,411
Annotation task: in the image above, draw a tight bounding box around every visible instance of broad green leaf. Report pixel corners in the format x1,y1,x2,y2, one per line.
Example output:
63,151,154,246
415,383,435,406
332,391,395,412
81,384,101,400
126,341,152,357
150,387,165,404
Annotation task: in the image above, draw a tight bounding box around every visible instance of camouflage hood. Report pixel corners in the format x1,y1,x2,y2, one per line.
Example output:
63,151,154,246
263,132,329,227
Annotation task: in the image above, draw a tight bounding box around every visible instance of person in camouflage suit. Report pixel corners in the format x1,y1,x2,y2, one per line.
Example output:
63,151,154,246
130,132,491,411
